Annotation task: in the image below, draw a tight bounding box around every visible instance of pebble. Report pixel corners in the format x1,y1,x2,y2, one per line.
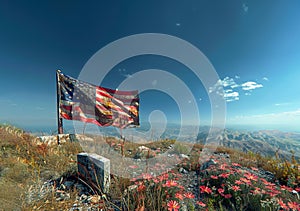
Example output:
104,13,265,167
179,167,189,174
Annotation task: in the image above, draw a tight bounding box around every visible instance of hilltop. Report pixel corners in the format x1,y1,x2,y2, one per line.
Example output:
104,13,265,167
0,124,299,210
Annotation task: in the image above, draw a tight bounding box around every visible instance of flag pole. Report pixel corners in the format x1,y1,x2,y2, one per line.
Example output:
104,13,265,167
56,70,63,144
120,128,125,157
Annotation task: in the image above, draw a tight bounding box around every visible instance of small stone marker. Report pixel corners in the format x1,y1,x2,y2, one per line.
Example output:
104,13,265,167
77,153,110,193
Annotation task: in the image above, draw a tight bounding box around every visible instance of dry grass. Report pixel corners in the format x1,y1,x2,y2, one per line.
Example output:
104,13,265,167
0,125,82,210
0,124,299,210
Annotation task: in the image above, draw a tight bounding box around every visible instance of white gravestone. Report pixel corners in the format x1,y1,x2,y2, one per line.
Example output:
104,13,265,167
77,153,110,193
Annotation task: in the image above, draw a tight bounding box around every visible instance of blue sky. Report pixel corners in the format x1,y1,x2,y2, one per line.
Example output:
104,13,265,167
0,1,299,132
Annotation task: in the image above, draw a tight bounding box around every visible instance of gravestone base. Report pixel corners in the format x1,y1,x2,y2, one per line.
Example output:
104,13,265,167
77,153,110,193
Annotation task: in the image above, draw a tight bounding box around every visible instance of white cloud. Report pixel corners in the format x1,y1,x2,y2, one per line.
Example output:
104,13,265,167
224,90,239,102
176,23,181,26
241,81,263,91
209,77,239,95
221,77,239,88
209,77,264,103
263,77,269,81
275,102,291,106
235,75,240,79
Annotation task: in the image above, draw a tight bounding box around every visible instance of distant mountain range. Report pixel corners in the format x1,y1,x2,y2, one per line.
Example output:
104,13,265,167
197,129,300,159
24,123,300,159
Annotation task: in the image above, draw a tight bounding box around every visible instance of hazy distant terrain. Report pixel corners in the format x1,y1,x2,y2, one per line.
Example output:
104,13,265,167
198,129,300,159
25,123,300,160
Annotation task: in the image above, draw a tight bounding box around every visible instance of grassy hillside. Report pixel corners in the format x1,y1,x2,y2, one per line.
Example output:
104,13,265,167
0,125,82,210
0,124,299,210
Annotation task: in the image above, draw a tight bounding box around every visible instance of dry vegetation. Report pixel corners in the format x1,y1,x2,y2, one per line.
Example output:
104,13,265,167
0,125,82,210
0,124,299,210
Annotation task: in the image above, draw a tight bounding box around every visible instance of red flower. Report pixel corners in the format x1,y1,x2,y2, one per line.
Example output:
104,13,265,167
231,185,241,191
262,180,274,186
251,167,259,171
130,177,137,182
178,185,185,190
163,180,178,187
219,173,230,178
266,185,275,191
175,193,184,200
196,201,206,207
224,194,232,199
268,190,280,197
235,180,243,185
220,164,228,170
280,185,293,192
260,178,268,184
167,200,180,211
251,187,262,195
240,178,251,185
218,188,224,194
152,178,160,184
161,173,169,181
184,192,195,199
142,173,152,180
277,198,288,210
287,201,299,210
211,175,218,179
244,172,258,181
232,163,241,167
200,186,212,194
137,183,146,192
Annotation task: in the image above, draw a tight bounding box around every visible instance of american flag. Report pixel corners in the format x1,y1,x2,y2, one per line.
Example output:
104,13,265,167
58,72,139,128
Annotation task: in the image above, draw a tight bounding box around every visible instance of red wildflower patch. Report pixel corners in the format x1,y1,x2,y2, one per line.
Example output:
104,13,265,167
137,183,146,192
250,167,259,171
232,162,241,167
244,172,258,181
211,175,218,179
224,194,232,199
167,200,180,211
288,201,300,210
277,198,289,210
184,192,195,199
235,180,243,185
142,173,152,180
220,164,228,170
196,201,206,207
280,185,293,192
218,188,224,194
231,185,241,191
219,173,230,178
175,193,184,200
200,185,212,194
163,180,178,187
251,187,262,195
240,177,251,185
